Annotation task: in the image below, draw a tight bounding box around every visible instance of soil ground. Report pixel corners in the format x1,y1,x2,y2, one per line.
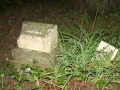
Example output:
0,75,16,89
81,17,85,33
0,0,120,90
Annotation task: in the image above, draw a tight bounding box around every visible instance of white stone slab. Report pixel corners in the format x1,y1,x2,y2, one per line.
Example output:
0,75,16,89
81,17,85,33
17,21,58,53
96,41,118,60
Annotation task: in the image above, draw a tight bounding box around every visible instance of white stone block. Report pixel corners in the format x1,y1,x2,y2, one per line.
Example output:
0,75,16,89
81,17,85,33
96,41,118,60
17,21,58,53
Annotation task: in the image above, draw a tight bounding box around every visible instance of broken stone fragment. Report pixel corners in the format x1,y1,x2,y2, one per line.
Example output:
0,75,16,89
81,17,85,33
96,41,118,61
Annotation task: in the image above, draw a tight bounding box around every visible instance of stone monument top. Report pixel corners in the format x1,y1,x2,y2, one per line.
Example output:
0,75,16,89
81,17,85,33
21,21,56,37
17,21,58,53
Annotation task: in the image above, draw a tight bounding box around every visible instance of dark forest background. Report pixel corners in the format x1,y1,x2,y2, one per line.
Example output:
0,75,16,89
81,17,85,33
0,0,120,14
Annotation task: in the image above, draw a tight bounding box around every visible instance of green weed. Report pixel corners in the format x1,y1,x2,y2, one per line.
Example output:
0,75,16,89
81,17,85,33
55,28,120,89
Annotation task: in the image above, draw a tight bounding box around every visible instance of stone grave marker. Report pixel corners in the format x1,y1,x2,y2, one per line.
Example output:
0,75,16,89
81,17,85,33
10,21,58,69
17,21,58,53
96,41,118,60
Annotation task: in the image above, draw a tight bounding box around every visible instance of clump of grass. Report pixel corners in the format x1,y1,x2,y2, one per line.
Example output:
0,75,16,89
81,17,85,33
55,27,120,89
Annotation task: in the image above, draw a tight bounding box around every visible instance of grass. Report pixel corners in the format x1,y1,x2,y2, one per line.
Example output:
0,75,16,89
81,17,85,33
56,29,120,89
0,1,120,90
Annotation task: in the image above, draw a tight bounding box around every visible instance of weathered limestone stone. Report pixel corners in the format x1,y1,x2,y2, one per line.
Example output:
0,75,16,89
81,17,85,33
11,48,58,69
17,21,58,53
96,41,118,60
